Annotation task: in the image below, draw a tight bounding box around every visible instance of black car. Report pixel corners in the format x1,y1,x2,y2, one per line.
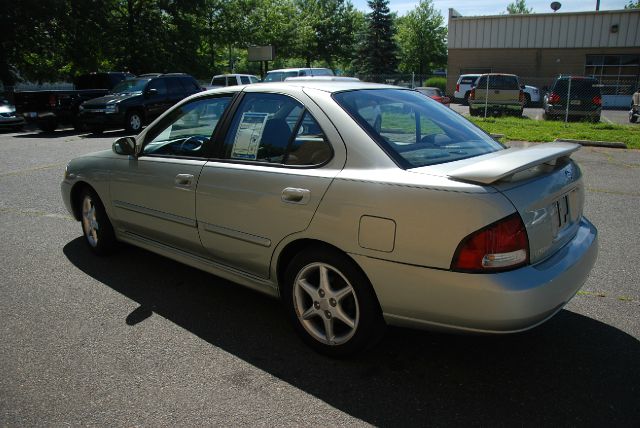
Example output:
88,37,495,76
543,76,602,122
14,71,133,132
79,73,201,133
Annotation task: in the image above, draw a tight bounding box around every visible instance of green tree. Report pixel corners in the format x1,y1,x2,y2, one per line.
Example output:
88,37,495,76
396,0,447,74
624,0,640,8
293,0,360,67
354,0,398,77
506,0,532,14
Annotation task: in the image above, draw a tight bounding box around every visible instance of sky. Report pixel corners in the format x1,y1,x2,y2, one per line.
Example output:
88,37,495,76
351,0,630,17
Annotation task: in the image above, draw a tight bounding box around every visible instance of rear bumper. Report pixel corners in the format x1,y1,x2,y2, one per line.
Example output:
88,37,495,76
546,106,601,117
469,102,522,113
352,217,598,333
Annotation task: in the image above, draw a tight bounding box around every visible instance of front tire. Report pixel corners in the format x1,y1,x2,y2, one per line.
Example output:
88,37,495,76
80,188,117,256
282,247,385,357
125,111,143,133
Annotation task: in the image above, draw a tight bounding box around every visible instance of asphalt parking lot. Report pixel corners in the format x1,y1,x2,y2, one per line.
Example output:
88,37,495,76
450,102,631,124
1,127,639,426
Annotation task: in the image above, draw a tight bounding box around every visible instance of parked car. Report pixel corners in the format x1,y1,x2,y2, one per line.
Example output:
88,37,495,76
263,68,334,82
631,87,640,123
62,80,598,356
415,87,450,107
522,85,541,106
468,73,524,117
14,71,133,132
453,74,481,105
78,73,201,133
0,98,26,130
543,76,602,122
209,74,260,88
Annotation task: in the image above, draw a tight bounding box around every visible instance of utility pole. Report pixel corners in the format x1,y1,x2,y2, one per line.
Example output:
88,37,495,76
596,0,600,10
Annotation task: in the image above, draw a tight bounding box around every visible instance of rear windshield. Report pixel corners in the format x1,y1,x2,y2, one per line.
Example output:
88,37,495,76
310,69,334,76
333,89,502,168
264,71,299,82
553,79,601,96
476,75,520,90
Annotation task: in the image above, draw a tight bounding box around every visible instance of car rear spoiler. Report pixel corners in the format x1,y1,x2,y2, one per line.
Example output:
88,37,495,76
448,142,580,184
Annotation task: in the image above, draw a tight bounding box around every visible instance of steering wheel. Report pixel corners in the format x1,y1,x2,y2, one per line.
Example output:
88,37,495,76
177,135,208,154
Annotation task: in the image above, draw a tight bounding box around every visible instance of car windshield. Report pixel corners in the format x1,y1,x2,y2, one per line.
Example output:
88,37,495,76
264,71,299,82
333,89,502,168
111,78,150,94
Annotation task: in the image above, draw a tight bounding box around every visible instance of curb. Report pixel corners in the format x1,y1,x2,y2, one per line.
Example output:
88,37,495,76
554,138,627,149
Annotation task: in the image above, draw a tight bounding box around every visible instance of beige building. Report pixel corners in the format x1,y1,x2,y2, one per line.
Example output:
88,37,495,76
446,8,640,107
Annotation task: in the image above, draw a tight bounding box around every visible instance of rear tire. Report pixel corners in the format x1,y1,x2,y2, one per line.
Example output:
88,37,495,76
79,187,117,256
282,247,385,357
38,119,58,133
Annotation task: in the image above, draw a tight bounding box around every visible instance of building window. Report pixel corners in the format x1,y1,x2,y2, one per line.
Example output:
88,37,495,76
585,54,640,96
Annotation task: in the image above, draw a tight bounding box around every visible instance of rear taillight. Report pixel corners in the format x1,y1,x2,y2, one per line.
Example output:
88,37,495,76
592,95,601,106
48,94,57,108
469,88,475,100
548,92,561,104
519,90,524,103
456,83,460,92
451,213,529,272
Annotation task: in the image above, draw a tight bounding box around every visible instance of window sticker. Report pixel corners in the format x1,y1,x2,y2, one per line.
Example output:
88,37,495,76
231,112,269,160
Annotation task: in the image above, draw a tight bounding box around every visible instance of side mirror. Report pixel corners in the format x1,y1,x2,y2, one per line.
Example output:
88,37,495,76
113,136,137,156
145,88,158,98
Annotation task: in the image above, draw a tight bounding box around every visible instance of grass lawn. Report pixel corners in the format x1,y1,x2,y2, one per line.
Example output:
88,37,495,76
469,116,640,149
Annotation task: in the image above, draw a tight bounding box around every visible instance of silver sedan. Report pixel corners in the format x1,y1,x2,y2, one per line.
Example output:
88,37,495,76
61,81,598,356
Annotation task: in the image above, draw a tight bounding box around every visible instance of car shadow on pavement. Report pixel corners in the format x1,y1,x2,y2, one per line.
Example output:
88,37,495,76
63,238,640,426
14,128,130,139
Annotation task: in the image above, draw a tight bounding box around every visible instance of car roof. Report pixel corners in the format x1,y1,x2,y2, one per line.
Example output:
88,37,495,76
267,68,331,73
213,74,258,78
479,73,518,77
199,80,397,95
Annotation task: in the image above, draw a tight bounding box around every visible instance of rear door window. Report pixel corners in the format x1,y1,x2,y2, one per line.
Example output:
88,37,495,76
240,76,250,84
167,77,184,96
221,93,331,165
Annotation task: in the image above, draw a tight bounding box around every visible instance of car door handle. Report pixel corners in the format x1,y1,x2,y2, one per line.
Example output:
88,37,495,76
281,187,310,205
175,174,194,187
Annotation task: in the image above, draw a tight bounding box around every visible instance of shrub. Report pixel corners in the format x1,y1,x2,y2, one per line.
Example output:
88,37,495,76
423,77,447,92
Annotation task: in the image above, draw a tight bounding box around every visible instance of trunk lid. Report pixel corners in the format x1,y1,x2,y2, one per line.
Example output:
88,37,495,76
410,142,585,264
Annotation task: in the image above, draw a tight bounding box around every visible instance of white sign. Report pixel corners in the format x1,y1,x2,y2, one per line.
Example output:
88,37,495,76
231,112,269,160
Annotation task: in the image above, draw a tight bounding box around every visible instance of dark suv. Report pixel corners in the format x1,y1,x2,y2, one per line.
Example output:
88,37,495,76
79,73,201,133
543,76,602,122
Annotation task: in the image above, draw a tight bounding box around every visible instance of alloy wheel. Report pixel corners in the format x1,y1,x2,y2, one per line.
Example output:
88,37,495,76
292,262,359,346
